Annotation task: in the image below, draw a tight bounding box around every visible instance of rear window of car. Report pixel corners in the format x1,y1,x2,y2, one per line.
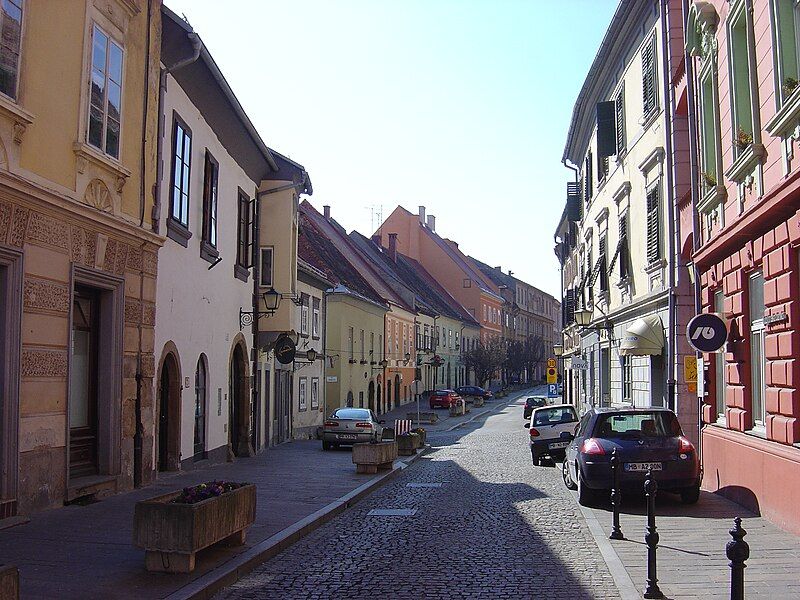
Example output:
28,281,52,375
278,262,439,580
531,406,577,426
594,412,682,438
332,409,371,420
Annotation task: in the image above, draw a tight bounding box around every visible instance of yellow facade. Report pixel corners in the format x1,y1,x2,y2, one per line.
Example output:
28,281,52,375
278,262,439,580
0,0,162,517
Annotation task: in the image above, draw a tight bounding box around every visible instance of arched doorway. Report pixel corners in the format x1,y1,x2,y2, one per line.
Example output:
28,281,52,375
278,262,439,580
229,343,252,457
376,382,382,414
386,382,392,412
394,375,401,408
368,381,375,412
157,350,181,472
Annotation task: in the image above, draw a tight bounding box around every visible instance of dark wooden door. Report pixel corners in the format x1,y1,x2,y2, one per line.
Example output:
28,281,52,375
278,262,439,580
69,287,99,478
158,362,170,471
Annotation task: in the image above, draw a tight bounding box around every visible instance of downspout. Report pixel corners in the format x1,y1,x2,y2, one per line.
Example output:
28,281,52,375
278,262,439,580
134,0,153,488
151,30,202,232
683,0,704,460
661,0,678,412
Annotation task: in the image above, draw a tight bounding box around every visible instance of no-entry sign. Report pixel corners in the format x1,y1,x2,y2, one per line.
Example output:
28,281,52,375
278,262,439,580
687,313,728,353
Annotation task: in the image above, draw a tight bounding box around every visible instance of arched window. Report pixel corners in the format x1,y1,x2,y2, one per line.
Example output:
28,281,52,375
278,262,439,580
194,355,207,459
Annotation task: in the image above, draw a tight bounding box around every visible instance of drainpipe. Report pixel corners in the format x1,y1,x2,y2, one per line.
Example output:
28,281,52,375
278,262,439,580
683,0,704,460
151,30,202,232
661,0,678,413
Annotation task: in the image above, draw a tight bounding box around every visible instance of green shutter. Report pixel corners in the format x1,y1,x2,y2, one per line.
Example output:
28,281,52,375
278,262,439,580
646,187,660,264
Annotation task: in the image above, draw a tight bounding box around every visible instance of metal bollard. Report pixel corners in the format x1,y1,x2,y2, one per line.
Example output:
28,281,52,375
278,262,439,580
726,517,749,600
643,469,664,599
609,447,624,540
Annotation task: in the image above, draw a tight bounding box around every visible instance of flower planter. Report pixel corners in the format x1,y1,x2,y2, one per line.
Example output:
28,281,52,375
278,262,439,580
396,434,418,456
449,402,465,417
472,396,484,408
352,441,397,474
412,430,426,447
133,483,256,573
0,565,19,600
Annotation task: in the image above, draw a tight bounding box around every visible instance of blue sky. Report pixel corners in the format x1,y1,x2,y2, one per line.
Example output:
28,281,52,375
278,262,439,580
164,0,618,297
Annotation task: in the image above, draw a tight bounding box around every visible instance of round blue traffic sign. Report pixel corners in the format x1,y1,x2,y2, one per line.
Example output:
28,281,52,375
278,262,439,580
687,313,728,353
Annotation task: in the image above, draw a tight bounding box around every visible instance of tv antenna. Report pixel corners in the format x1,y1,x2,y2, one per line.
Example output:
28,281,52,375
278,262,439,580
365,204,384,233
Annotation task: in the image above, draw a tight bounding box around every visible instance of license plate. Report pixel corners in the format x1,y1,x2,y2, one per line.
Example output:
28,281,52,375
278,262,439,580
548,441,569,449
337,434,358,440
624,462,662,472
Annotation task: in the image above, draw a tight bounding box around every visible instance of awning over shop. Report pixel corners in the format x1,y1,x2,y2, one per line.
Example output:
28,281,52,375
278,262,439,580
619,314,664,357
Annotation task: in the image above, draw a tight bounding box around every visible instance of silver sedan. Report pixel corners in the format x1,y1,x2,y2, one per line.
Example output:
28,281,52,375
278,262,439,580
321,408,385,450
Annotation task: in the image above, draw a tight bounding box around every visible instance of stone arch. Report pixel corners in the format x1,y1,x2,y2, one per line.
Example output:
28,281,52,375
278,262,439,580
228,335,253,457
156,341,182,472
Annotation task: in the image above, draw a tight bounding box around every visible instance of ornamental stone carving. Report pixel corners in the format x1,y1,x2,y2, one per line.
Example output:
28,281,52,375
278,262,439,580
9,205,29,247
23,278,70,313
0,200,10,243
22,348,68,378
83,179,114,213
25,211,69,251
70,225,98,267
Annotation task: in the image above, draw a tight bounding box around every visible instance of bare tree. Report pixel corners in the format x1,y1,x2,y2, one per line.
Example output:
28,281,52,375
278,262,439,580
523,335,546,383
462,337,505,388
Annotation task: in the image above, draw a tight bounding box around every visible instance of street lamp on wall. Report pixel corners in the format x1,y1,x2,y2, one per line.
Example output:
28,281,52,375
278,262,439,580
574,307,593,327
553,344,564,357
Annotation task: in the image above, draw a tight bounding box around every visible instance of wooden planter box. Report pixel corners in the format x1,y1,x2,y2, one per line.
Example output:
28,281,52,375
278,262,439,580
396,434,418,456
412,430,426,446
449,403,465,417
352,441,397,473
133,484,256,573
472,396,484,408
0,565,19,600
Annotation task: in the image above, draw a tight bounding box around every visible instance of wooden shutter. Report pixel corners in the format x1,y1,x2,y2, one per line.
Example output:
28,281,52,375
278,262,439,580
596,101,617,157
642,36,657,115
646,187,660,264
598,236,608,291
619,214,629,278
615,86,625,152
567,181,582,221
584,153,593,203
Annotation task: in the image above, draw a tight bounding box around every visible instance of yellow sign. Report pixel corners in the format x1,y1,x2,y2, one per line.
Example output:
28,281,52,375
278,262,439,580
547,358,557,368
684,355,697,393
546,367,557,384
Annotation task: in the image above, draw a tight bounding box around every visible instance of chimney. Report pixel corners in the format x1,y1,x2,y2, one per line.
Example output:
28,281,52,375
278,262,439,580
371,233,382,246
427,214,435,232
418,206,426,225
495,266,502,271
388,233,398,263
323,205,331,219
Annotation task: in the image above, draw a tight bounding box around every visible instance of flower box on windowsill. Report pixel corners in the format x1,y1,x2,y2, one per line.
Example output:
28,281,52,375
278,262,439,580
765,88,800,137
725,142,765,184
697,184,727,214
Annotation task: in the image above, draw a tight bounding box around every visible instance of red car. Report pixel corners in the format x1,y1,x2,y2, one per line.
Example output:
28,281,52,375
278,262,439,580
429,389,461,409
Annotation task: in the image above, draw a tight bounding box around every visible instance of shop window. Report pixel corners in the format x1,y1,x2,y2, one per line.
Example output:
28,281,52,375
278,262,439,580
748,271,765,429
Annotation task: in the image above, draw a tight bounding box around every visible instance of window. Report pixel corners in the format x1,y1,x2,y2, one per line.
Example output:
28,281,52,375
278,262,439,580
615,85,626,153
370,332,375,360
201,152,219,250
619,214,629,279
311,377,319,410
312,298,320,339
584,152,593,204
88,24,123,158
714,289,727,421
646,185,661,264
424,324,430,349
299,377,307,411
0,0,23,99
360,329,365,360
598,234,608,292
300,295,309,336
359,390,364,408
699,63,721,192
642,34,658,117
237,191,252,271
728,1,756,158
260,247,273,287
463,278,472,288
348,327,354,360
771,0,800,107
749,271,765,429
194,356,206,458
170,115,191,229
598,153,609,182
621,355,632,402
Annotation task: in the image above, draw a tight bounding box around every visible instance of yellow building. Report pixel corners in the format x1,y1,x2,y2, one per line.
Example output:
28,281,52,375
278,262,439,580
0,0,162,518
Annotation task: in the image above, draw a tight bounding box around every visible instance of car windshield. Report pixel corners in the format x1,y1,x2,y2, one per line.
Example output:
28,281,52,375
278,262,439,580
532,407,577,426
526,397,545,406
594,411,682,438
331,409,371,420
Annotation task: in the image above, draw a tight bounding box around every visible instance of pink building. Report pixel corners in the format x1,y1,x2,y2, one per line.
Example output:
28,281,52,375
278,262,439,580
686,0,800,534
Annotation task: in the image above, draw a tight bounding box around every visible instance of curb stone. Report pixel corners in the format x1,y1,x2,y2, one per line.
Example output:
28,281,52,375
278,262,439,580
166,447,431,600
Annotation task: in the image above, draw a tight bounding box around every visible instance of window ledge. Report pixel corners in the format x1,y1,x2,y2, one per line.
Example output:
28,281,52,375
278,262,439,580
724,143,765,184
765,90,800,137
644,258,667,274
615,276,631,290
166,218,191,247
73,142,132,192
0,94,34,143
697,184,727,214
200,241,219,265
234,264,250,283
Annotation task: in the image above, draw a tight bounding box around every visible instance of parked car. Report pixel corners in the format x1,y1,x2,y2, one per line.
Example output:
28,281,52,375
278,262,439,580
429,389,461,409
322,408,385,450
523,396,548,419
455,386,494,402
562,407,701,506
526,404,578,465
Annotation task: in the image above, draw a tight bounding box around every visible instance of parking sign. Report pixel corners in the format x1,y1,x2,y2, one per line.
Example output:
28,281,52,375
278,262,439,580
547,384,559,398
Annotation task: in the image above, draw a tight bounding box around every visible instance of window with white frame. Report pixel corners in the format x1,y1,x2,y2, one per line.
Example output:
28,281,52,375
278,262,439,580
621,355,632,402
646,184,662,264
311,377,319,409
770,0,800,107
748,271,765,429
312,297,320,339
170,115,191,228
728,0,757,158
299,377,307,411
0,0,23,100
88,24,123,159
714,289,727,421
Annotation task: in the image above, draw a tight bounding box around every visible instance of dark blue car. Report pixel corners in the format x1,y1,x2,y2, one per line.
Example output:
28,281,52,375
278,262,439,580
562,407,701,506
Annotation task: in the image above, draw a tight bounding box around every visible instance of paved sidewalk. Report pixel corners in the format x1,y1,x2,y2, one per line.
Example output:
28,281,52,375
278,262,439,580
0,440,420,600
579,488,800,599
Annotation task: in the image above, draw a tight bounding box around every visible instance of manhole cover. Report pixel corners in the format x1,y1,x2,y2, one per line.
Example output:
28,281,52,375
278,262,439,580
367,509,417,516
406,483,442,488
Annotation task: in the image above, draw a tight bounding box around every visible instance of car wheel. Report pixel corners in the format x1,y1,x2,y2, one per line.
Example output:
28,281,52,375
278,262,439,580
531,449,540,466
577,470,599,506
322,441,331,451
562,459,577,490
680,485,701,504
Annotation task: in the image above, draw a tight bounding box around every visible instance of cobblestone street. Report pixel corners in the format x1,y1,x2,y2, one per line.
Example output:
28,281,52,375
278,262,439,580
216,393,621,600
